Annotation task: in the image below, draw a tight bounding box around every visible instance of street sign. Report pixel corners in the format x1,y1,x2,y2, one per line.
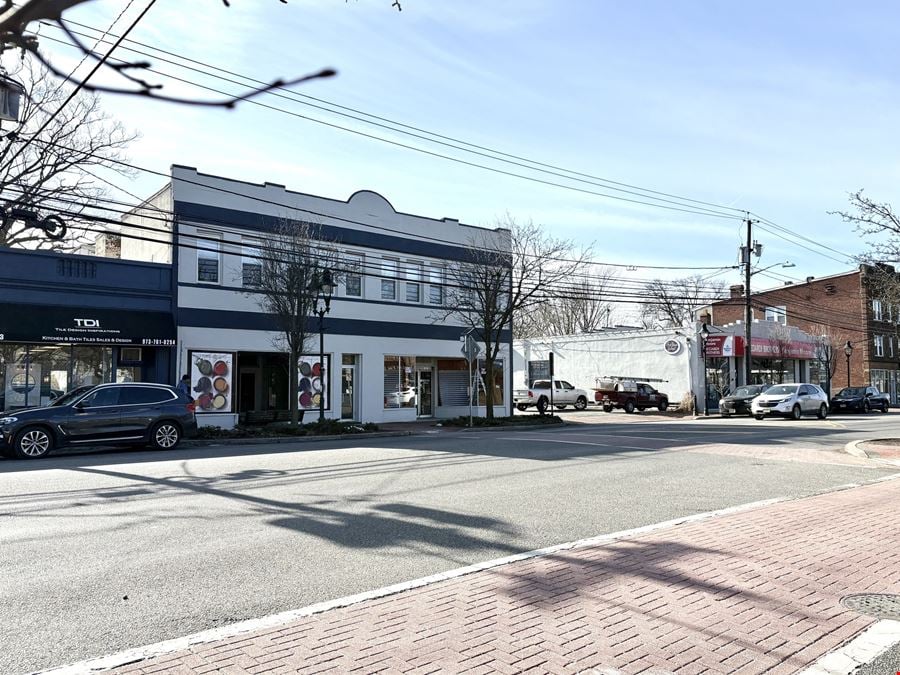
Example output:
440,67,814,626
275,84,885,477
461,335,481,363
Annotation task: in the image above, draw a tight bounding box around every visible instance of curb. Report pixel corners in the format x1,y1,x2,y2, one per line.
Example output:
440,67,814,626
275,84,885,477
182,430,414,448
459,421,566,432
798,619,900,675
844,439,900,467
38,472,900,675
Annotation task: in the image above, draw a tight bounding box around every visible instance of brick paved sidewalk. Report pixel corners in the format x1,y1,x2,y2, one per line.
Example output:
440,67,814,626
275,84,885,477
100,477,900,675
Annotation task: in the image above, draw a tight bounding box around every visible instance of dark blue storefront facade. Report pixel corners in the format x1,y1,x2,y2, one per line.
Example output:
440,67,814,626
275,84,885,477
0,248,176,411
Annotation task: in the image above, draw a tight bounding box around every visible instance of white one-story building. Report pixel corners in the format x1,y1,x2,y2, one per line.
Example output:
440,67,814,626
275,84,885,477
122,166,512,427
513,328,699,409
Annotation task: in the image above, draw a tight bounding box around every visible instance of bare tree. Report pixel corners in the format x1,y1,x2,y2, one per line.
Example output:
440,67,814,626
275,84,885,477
514,271,616,339
249,219,340,428
769,323,793,384
641,275,726,328
0,0,399,107
439,216,593,420
0,62,135,249
810,324,852,397
833,190,900,304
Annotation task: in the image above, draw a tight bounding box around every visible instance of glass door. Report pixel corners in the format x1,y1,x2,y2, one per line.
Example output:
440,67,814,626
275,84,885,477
417,369,433,417
341,365,355,419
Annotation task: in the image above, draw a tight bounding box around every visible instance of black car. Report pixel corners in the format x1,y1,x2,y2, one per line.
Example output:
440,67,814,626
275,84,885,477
718,385,767,417
0,383,198,460
829,386,890,414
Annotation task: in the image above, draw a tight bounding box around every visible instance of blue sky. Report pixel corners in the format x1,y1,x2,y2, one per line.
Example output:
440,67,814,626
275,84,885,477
33,0,900,297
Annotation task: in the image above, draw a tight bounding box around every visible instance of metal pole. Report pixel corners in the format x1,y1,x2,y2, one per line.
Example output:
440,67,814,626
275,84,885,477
744,218,753,387
318,309,325,424
549,351,555,413
846,352,851,388
702,338,709,416
468,355,473,428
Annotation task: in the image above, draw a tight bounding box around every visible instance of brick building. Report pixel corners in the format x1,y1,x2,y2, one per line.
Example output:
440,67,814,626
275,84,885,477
700,264,900,402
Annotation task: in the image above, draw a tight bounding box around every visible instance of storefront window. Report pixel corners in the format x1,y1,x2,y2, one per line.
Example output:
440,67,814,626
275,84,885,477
29,345,72,406
477,359,504,406
750,358,796,385
71,346,113,388
383,355,416,409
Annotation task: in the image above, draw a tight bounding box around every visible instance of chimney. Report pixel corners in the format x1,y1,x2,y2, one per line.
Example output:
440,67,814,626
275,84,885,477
729,284,744,299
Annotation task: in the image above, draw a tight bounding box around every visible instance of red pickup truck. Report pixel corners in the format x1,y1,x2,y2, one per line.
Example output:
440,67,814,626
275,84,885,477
594,379,669,414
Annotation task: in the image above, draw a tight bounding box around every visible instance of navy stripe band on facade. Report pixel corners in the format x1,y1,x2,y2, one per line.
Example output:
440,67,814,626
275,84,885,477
174,201,510,264
178,308,512,343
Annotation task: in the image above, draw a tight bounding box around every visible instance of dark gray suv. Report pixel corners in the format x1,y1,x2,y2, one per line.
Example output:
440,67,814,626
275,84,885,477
0,383,198,460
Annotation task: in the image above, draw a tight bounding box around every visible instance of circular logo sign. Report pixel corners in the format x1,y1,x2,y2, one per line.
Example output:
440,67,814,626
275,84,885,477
664,339,682,355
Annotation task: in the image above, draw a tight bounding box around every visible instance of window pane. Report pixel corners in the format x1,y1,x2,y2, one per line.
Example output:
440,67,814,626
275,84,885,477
429,284,443,305
381,279,396,300
346,275,361,297
383,355,399,408
400,356,416,407
242,262,261,287
120,387,172,405
406,282,420,303
72,346,113,388
381,258,397,276
85,387,120,407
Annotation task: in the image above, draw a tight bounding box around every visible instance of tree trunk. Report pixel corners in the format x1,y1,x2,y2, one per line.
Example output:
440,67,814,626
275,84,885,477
289,345,299,427
484,356,495,420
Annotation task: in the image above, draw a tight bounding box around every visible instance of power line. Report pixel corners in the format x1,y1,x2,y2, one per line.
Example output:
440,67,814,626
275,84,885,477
36,30,746,223
20,135,738,274
44,18,751,220
1,0,156,172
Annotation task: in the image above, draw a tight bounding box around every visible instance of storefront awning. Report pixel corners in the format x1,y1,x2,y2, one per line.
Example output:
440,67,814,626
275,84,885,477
0,303,175,346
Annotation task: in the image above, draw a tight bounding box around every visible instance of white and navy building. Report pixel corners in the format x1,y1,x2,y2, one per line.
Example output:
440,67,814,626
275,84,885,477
121,166,513,427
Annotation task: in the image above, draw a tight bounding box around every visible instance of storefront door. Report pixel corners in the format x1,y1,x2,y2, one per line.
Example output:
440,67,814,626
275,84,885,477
417,369,433,417
341,365,356,420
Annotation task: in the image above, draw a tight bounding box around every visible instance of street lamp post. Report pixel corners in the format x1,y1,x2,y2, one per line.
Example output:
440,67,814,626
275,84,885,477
310,269,334,424
700,323,710,416
844,340,853,389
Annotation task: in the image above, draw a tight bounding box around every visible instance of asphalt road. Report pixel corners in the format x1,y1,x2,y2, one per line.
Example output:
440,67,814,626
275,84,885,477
2,413,898,674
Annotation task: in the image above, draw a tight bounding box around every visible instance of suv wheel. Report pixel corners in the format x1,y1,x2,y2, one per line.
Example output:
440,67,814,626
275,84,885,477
574,396,587,411
817,404,828,420
150,422,181,450
14,426,54,459
516,404,529,412
658,401,668,412
624,400,635,414
790,404,802,421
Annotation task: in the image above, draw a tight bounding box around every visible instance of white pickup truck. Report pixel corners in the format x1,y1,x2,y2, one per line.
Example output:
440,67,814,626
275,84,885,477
513,379,590,412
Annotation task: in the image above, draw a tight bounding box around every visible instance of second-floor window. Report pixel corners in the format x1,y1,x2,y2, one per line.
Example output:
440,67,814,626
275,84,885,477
764,306,786,325
428,266,444,305
381,257,397,301
196,231,220,284
405,261,422,303
890,336,895,358
873,299,883,321
343,252,363,297
875,334,884,357
241,239,261,288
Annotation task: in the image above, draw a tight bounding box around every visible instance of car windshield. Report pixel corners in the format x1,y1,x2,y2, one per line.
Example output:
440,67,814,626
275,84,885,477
836,387,865,397
731,386,762,397
50,385,95,407
765,385,798,396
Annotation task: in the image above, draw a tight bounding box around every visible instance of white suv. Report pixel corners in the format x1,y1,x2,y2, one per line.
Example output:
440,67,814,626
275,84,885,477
751,383,829,420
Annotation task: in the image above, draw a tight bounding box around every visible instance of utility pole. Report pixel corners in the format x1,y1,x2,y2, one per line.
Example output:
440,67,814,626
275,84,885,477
743,217,757,387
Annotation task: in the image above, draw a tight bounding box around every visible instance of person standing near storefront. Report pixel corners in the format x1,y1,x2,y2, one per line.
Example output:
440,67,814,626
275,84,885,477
176,374,191,397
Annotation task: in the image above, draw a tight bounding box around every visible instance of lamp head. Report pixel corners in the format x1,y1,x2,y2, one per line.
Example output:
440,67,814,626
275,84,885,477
844,340,853,356
700,322,710,339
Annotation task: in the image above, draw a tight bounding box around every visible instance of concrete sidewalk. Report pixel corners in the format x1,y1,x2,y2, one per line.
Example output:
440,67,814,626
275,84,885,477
65,476,900,674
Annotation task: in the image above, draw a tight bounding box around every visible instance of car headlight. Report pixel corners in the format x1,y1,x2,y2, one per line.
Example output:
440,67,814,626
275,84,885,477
0,416,18,426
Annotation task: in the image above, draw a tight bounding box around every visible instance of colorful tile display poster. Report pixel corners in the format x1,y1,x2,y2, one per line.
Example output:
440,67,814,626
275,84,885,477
189,351,234,413
298,354,330,411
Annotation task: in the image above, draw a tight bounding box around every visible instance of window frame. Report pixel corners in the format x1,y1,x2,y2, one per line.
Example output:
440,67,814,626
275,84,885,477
196,231,221,284
380,257,398,301
873,299,883,322
342,252,364,298
875,334,885,357
241,237,262,288
764,305,787,325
